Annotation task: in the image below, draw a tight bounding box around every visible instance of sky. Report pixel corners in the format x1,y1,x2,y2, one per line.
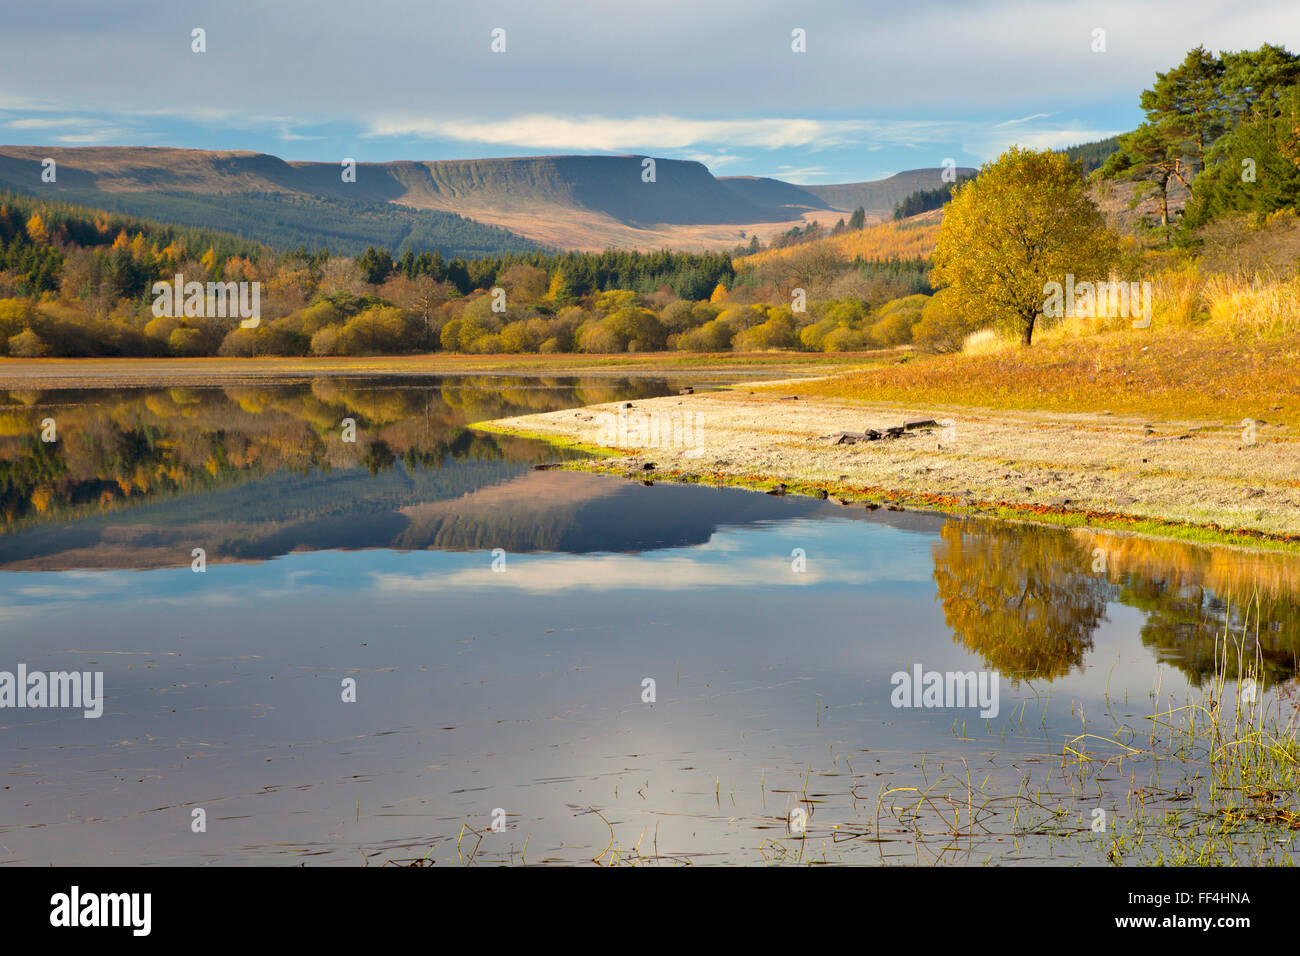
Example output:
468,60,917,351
1,0,1298,184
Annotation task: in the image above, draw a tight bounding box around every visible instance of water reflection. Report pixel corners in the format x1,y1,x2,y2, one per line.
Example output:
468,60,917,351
933,517,1300,688
0,376,677,531
932,520,1110,682
0,377,711,568
1077,528,1300,688
3,380,1300,696
4,380,1300,866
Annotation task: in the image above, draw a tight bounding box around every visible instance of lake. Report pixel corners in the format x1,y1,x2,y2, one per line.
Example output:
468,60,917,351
2,375,1298,866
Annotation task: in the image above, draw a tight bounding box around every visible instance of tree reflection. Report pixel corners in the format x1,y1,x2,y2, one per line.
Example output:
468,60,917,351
0,376,674,527
1082,532,1300,689
933,520,1300,690
932,519,1113,683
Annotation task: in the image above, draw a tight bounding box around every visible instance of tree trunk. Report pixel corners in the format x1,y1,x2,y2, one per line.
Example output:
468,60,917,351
1021,313,1035,346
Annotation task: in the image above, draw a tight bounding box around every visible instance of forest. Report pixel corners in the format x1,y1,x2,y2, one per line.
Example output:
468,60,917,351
0,42,1298,359
0,186,939,357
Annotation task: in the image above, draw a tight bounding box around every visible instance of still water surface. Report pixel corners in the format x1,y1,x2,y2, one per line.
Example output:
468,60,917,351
1,377,1297,865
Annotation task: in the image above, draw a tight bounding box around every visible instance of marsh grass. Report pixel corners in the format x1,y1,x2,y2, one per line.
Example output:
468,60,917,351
1099,594,1300,865
868,590,1300,866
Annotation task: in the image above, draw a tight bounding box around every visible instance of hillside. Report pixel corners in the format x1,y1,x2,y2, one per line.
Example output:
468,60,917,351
0,146,959,254
716,169,979,217
799,169,978,214
0,147,543,259
735,209,944,270
733,174,1192,273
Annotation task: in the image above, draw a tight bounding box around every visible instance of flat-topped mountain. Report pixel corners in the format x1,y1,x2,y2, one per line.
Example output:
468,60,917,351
0,145,973,254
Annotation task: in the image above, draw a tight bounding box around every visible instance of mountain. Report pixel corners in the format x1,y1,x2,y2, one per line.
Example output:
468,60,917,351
797,169,978,214
0,145,966,254
0,146,543,259
715,176,835,211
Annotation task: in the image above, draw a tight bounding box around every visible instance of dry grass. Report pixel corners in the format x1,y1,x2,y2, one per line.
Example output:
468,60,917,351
1203,272,1300,337
801,328,1300,430
975,267,1300,347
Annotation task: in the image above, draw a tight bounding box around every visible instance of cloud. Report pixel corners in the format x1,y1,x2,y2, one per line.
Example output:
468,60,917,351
994,113,1054,128
363,113,957,153
6,117,98,129
970,125,1125,156
753,165,835,184
370,547,927,595
685,152,745,169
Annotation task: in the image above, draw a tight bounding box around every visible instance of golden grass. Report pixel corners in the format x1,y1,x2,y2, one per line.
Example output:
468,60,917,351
799,328,1300,429
1203,272,1300,336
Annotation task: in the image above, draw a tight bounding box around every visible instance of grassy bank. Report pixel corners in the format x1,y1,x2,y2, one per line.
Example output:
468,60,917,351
791,329,1300,430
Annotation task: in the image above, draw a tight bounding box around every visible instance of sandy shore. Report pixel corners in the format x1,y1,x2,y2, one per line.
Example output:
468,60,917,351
477,383,1300,547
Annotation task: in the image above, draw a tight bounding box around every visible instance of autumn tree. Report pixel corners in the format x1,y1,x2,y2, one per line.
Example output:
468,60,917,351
25,213,49,244
931,147,1118,346
496,263,548,304
544,268,576,305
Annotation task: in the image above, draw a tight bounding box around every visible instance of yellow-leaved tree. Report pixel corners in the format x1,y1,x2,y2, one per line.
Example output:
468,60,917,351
200,246,220,276
932,147,1118,346
25,213,48,244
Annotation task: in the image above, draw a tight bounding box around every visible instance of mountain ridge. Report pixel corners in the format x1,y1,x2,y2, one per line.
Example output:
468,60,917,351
0,145,973,254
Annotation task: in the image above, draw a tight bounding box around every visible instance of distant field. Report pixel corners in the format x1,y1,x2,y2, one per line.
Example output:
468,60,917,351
731,173,1191,273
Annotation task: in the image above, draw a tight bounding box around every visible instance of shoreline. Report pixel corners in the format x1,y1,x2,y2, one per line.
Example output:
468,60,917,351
474,383,1300,553
0,353,872,388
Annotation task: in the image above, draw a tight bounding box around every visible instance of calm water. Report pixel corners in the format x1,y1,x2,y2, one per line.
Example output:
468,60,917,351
1,377,1298,866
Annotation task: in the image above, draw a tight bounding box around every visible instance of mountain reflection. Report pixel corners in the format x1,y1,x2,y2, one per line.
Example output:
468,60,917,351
0,377,827,569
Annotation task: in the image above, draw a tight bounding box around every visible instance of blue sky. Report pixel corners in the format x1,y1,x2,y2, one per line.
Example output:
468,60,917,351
2,0,1298,183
